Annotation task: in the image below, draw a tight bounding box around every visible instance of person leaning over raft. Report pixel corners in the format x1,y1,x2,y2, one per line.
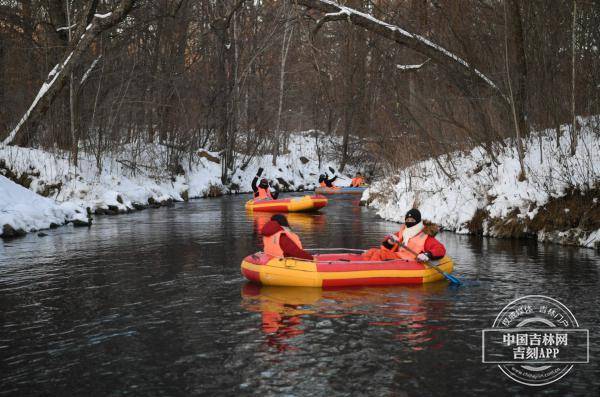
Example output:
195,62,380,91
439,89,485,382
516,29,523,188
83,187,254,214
318,173,337,188
363,208,446,261
350,172,365,187
252,167,279,200
261,214,314,260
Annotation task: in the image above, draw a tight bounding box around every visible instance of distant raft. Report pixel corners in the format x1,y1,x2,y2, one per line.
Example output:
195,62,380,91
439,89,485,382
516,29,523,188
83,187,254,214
315,186,367,195
245,195,328,213
241,252,454,287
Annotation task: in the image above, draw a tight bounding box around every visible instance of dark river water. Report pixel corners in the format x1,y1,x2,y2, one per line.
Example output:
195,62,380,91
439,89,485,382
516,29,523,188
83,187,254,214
1,194,599,396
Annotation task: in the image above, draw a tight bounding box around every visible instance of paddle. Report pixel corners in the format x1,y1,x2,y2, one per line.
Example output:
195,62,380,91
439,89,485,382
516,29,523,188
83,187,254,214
327,166,349,181
328,166,368,187
398,242,461,285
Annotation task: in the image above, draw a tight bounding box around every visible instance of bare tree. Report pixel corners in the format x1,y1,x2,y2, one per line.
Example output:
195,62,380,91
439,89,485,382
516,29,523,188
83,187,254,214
273,2,295,166
2,0,135,147
504,0,527,181
570,0,578,156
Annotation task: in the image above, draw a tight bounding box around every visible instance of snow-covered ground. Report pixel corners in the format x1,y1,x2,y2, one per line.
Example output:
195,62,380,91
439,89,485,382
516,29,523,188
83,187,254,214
0,175,88,236
0,131,355,237
363,117,600,249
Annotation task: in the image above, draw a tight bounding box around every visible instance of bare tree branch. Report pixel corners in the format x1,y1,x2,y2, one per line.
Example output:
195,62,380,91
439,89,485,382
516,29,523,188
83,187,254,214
2,0,136,146
294,0,508,102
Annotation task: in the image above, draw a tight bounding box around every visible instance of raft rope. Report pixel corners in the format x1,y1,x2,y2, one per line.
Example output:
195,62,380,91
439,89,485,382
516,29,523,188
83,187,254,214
306,248,366,253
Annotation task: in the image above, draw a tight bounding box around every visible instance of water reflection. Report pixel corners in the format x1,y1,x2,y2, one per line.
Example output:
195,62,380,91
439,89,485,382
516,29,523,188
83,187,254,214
241,282,451,353
248,211,327,236
241,284,319,351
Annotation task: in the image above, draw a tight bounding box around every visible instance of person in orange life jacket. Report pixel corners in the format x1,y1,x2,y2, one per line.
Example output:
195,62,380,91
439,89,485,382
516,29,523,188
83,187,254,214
252,167,279,200
318,173,337,188
363,209,446,261
261,214,313,260
350,172,365,187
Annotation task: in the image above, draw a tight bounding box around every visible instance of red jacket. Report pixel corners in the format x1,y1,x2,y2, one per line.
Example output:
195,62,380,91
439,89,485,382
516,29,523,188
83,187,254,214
422,235,446,259
261,221,314,260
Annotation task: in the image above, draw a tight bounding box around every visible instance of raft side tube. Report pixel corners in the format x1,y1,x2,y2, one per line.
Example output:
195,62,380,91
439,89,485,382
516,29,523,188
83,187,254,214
241,252,454,287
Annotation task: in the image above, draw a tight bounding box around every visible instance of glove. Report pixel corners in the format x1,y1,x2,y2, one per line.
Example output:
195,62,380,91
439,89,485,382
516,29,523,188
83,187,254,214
386,234,399,243
416,253,431,262
256,167,264,177
381,240,394,250
381,234,398,249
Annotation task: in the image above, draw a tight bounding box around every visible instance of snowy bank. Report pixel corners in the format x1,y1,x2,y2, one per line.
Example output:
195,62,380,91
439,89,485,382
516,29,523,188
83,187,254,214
0,175,89,237
363,117,600,249
0,131,356,237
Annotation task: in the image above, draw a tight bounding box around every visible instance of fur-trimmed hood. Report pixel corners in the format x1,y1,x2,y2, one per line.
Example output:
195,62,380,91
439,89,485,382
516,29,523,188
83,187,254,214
422,221,440,237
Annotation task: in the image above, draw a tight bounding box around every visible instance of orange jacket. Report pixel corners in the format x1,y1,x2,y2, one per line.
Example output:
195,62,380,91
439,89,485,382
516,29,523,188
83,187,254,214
261,221,313,259
391,225,429,260
256,187,274,200
264,228,303,257
350,177,364,187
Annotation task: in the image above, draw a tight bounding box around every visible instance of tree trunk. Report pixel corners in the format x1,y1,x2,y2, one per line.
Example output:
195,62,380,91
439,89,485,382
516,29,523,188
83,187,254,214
66,0,78,166
570,0,578,156
339,20,354,173
504,0,527,181
273,6,294,166
211,0,246,184
508,0,529,140
214,15,231,183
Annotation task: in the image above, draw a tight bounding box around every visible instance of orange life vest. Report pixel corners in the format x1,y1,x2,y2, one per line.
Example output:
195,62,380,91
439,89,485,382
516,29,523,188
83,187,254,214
256,187,274,200
351,177,364,187
393,225,428,260
319,181,327,187
264,228,303,257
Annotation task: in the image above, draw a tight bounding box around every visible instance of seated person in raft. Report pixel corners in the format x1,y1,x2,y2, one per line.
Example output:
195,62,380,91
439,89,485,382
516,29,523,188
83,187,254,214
363,208,446,262
318,173,338,188
261,214,313,260
350,172,365,187
252,167,279,200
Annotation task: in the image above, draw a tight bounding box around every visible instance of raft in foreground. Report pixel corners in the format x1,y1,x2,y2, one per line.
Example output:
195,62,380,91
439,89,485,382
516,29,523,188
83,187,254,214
241,252,454,287
245,195,328,213
315,186,367,195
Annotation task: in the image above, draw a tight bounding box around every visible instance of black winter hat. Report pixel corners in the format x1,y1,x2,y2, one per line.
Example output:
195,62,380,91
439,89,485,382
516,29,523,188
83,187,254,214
405,208,422,223
259,178,269,188
271,214,289,227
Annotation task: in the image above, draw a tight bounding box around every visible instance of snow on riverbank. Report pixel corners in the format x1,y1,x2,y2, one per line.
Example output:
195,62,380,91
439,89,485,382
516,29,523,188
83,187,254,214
363,117,600,249
0,131,355,237
0,175,88,237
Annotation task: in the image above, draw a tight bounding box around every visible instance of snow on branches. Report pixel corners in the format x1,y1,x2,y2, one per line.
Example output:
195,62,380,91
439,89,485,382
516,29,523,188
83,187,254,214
298,0,506,100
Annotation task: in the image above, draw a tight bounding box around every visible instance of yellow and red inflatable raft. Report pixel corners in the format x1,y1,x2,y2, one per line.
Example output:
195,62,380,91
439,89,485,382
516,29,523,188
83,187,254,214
315,186,366,195
245,195,328,213
241,252,454,287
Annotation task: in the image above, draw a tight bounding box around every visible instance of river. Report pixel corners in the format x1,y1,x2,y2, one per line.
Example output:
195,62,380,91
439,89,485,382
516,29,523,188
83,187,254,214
1,194,598,396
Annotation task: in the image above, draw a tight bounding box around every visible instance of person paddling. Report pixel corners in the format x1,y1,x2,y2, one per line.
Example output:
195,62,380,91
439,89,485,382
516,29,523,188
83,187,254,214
318,173,337,188
252,167,279,200
261,214,313,260
350,172,365,187
363,208,446,261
